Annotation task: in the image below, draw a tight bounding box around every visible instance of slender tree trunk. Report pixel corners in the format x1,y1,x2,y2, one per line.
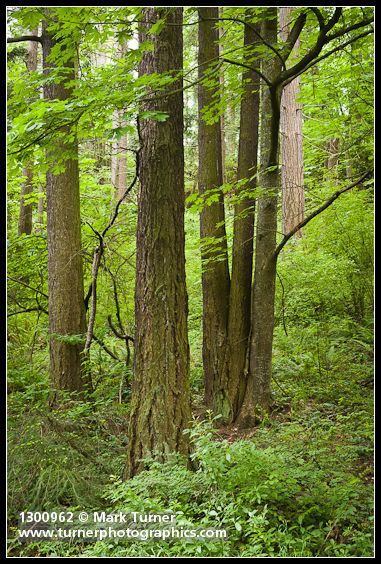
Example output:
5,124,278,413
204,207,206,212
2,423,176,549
225,16,261,421
111,41,129,201
198,7,231,418
18,165,34,236
126,7,191,478
37,181,44,228
111,115,128,201
18,31,38,236
236,9,282,427
42,13,88,395
280,7,305,237
326,137,340,184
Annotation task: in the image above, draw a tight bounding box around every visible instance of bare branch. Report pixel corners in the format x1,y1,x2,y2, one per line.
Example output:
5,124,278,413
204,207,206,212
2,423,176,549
7,306,48,317
273,170,373,259
7,276,48,299
7,35,42,44
107,315,125,340
221,57,270,86
92,334,122,362
83,133,140,348
83,246,102,353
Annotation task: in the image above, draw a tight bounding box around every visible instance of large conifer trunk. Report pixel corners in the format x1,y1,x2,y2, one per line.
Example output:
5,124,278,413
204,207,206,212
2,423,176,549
126,8,191,478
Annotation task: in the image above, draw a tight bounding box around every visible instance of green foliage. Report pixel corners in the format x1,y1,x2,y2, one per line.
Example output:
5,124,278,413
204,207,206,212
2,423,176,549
8,391,373,557
7,5,373,558
276,186,373,325
72,409,373,558
300,25,373,185
7,388,129,520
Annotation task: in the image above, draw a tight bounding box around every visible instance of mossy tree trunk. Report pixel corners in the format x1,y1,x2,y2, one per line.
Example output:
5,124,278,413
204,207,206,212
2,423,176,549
41,13,88,396
125,7,191,478
18,31,38,236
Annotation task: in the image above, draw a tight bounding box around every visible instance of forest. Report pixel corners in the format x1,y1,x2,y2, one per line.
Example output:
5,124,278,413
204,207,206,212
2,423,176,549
7,6,374,558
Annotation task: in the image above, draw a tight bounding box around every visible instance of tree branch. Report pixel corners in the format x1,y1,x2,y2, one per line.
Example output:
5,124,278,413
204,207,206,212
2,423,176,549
83,140,139,348
282,30,373,87
276,11,373,88
107,315,125,341
279,11,307,63
221,57,270,86
92,334,122,362
107,315,134,368
7,306,48,317
8,107,89,156
7,276,48,299
83,246,102,353
273,170,373,260
322,7,343,35
7,35,43,44
309,8,325,30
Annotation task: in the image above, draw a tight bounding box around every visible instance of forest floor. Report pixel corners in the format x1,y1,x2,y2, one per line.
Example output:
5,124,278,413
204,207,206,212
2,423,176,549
8,318,374,557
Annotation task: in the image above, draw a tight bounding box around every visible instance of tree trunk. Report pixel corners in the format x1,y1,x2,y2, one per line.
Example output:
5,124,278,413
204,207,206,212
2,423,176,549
125,8,191,478
280,7,305,237
42,13,88,395
37,181,44,229
326,137,340,184
18,31,38,236
18,165,34,236
236,9,282,427
218,7,227,186
225,16,261,421
198,7,231,419
111,41,129,201
111,114,128,201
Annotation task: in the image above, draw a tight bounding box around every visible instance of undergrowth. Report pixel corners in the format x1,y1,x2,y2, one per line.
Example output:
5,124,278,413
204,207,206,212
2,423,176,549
7,316,373,557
